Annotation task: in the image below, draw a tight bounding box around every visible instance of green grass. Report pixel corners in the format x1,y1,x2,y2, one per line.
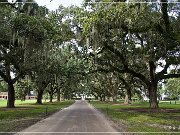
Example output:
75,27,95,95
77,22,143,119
0,100,74,132
91,101,180,134
0,100,38,107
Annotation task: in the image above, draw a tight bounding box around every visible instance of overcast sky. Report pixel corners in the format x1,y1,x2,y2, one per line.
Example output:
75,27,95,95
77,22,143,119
35,0,83,10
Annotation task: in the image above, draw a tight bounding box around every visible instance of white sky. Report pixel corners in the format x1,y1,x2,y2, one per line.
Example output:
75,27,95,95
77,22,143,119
35,0,83,10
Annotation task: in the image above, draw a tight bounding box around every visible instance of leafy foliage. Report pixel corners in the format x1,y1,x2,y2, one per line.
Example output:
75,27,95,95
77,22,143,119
0,81,8,92
164,78,180,99
0,0,179,109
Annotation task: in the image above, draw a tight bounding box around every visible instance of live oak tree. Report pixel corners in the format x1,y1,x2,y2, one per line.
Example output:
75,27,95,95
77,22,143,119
87,73,110,101
81,0,180,109
27,5,89,104
0,3,26,108
0,0,52,107
1,0,179,109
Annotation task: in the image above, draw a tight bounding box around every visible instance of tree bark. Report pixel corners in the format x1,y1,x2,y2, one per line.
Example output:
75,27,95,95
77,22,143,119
36,89,44,104
7,82,15,108
61,94,65,101
102,95,106,101
127,88,132,102
148,61,159,109
112,96,117,102
124,89,132,104
148,83,159,109
49,93,53,102
124,94,129,104
4,63,16,108
99,96,103,101
124,83,132,104
57,88,60,101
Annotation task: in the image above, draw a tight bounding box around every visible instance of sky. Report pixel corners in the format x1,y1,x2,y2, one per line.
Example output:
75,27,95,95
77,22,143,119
35,0,83,10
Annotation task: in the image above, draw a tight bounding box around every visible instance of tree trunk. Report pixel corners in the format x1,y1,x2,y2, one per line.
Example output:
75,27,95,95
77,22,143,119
112,95,117,102
124,94,129,104
57,88,60,101
99,96,103,101
7,82,15,108
61,94,65,101
127,87,132,101
124,88,132,104
148,83,159,109
148,61,159,109
111,88,117,102
36,89,44,104
119,76,132,104
102,95,106,101
95,96,98,100
49,93,53,102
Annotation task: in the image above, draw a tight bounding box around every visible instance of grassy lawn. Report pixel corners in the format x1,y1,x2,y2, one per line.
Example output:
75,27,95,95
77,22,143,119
0,100,74,132
91,101,180,134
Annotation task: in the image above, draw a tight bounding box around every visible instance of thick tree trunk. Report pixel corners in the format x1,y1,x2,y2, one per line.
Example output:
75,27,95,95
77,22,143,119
107,74,117,102
124,87,132,104
7,82,15,108
124,88,132,104
124,94,129,104
127,87,132,101
102,95,106,101
119,76,132,104
36,89,44,104
49,93,53,102
57,88,60,101
148,61,159,109
112,95,117,102
110,89,117,102
94,94,98,100
148,83,159,109
99,96,103,101
61,94,65,101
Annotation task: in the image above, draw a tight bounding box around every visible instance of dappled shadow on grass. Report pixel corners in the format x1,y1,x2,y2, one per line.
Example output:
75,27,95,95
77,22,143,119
0,116,42,133
104,101,150,107
0,104,45,110
11,118,41,132
0,101,74,132
0,101,74,110
150,113,180,122
109,108,180,132
117,108,180,113
92,101,180,132
0,107,34,111
116,107,180,120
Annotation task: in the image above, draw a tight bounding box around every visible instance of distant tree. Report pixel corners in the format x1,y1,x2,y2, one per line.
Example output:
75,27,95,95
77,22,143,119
164,78,180,100
0,81,8,92
15,76,36,101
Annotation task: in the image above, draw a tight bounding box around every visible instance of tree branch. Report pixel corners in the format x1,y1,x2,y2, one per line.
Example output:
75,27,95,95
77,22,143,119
126,68,150,86
161,0,170,32
91,43,150,86
86,67,113,75
104,43,128,69
12,73,24,84
159,74,180,80
156,62,170,80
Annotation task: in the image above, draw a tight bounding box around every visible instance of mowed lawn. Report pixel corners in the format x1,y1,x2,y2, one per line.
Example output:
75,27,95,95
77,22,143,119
91,101,180,134
0,100,74,132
